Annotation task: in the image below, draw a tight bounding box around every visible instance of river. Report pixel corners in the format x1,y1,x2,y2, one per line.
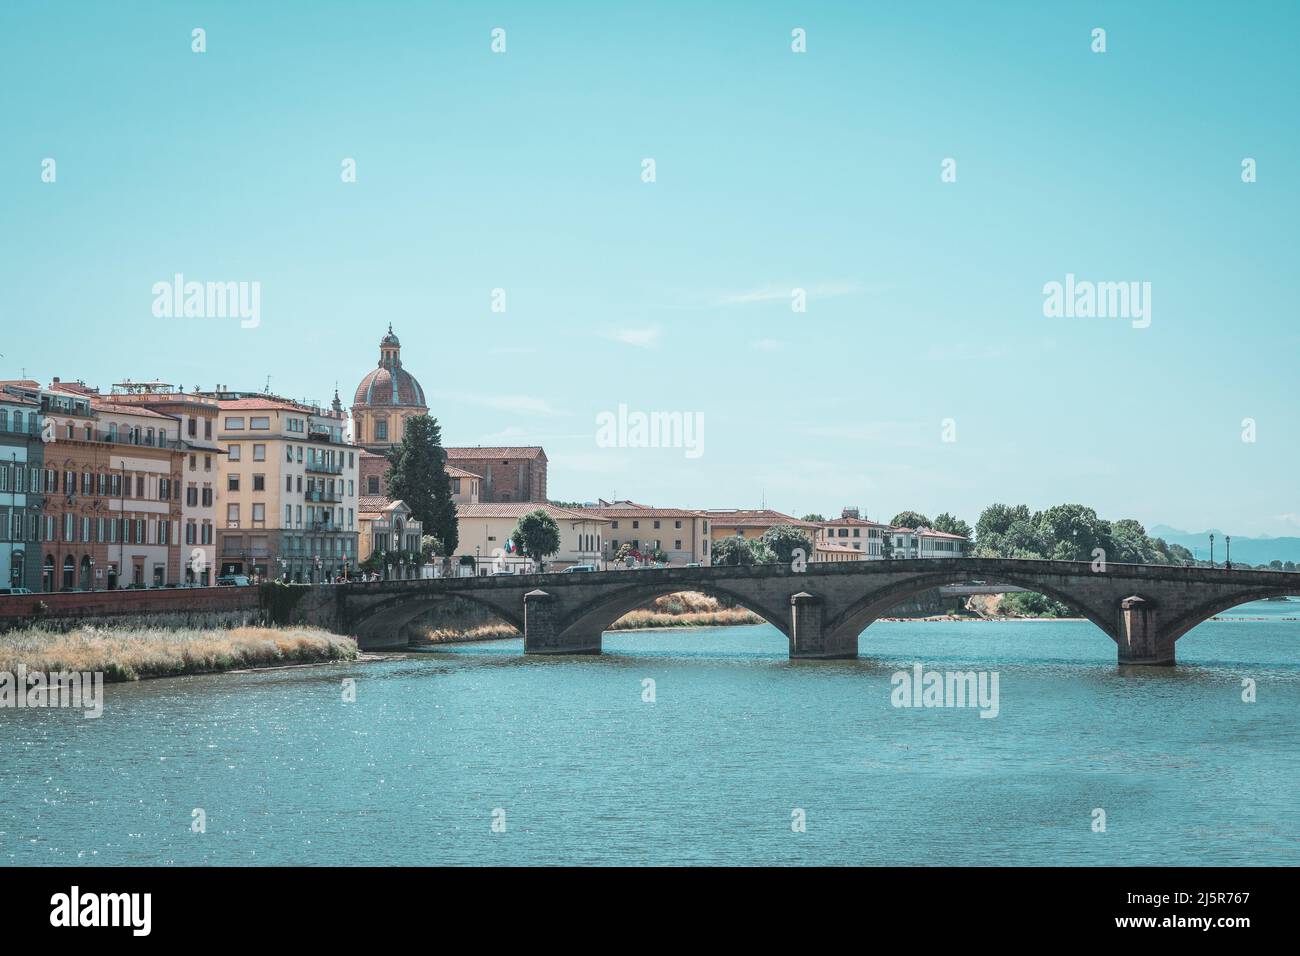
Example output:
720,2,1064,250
2,602,1297,865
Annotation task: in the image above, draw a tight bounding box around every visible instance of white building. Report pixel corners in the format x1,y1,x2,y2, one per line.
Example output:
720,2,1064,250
455,502,609,574
889,526,968,558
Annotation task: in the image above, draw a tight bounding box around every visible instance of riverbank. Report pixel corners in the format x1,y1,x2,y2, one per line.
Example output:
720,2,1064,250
0,625,358,682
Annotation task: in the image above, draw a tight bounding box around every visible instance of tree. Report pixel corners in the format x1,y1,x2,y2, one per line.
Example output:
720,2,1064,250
800,513,825,523
1033,504,1113,562
931,512,973,540
711,536,773,566
974,503,1040,557
420,533,444,563
761,524,813,565
384,416,458,554
511,509,561,570
891,511,931,529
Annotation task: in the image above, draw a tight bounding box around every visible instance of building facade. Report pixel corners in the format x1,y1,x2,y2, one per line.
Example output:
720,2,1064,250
357,497,425,575
454,502,608,574
889,526,968,558
816,508,888,559
0,385,45,590
580,500,711,566
204,391,360,582
103,382,223,584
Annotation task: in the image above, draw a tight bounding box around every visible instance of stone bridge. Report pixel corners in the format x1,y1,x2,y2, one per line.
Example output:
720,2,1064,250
292,558,1300,665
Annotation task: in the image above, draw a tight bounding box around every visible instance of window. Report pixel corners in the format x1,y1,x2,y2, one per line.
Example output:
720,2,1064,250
286,475,293,492
252,503,265,524
228,474,240,492
250,416,270,430
367,476,379,495
654,520,661,529
201,487,213,506
188,418,197,437
675,540,682,550
253,474,265,491
675,520,682,529
253,444,266,461
286,445,294,462
285,505,292,526
228,444,241,461
227,504,240,526
225,417,245,430
375,419,388,440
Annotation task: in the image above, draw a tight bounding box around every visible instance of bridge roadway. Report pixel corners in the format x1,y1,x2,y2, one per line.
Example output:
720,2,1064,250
291,557,1300,665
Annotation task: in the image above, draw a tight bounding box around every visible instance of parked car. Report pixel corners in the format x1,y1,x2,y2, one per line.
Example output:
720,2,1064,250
217,575,252,587
0,587,34,595
561,565,597,573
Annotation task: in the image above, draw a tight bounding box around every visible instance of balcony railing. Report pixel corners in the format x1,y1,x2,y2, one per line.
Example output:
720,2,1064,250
305,460,343,474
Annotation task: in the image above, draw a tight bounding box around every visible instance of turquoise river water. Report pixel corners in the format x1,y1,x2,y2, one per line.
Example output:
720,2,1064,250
1,601,1297,866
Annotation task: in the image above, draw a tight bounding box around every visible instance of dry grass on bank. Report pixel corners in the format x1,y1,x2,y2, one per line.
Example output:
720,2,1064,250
609,591,763,630
420,622,521,644
0,625,358,683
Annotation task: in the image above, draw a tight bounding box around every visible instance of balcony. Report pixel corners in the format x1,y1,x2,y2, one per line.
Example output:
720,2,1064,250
305,460,343,475
307,489,344,503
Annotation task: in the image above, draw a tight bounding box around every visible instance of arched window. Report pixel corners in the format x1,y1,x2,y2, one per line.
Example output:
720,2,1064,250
62,555,76,590
43,554,55,592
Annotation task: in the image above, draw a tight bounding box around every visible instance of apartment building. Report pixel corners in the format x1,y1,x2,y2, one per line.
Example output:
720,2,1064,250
702,509,821,543
36,380,185,589
205,391,359,582
579,500,711,566
816,508,889,559
104,382,223,584
0,384,45,590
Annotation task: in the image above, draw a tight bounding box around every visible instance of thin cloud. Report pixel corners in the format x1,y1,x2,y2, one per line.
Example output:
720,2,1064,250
602,326,660,349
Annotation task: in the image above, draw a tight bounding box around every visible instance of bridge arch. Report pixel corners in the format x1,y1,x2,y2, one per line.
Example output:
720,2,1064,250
1161,587,1300,645
347,588,524,649
557,582,794,648
825,569,1127,646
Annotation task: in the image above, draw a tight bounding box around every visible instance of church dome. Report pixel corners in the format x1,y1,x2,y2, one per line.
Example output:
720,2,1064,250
353,325,426,408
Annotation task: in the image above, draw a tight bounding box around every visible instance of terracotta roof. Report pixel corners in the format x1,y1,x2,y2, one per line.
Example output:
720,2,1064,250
446,446,546,460
91,401,176,420
816,541,866,553
218,397,314,412
456,502,608,523
358,495,389,513
819,517,889,528
446,464,481,479
701,509,819,530
581,506,705,519
891,526,968,540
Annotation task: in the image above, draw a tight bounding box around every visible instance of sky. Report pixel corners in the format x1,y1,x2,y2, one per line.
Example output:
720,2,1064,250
2,1,1297,536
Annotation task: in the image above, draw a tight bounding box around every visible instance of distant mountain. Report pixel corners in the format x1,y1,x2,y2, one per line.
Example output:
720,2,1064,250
1149,525,1300,566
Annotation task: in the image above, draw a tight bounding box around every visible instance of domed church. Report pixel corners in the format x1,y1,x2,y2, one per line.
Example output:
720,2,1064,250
350,326,549,504
352,325,428,453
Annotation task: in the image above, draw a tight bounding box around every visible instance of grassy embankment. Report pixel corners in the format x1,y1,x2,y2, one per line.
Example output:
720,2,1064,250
420,591,762,643
0,625,358,683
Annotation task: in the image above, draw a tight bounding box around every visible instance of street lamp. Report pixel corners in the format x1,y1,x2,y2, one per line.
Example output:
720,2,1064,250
1226,535,1232,570
1209,533,1215,568
475,544,481,576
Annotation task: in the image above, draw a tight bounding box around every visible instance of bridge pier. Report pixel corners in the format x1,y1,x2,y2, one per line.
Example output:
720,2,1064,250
1116,595,1174,665
789,591,856,659
523,589,600,655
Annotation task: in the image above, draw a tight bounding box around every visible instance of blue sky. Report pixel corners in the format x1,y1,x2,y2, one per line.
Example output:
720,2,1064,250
2,1,1297,535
